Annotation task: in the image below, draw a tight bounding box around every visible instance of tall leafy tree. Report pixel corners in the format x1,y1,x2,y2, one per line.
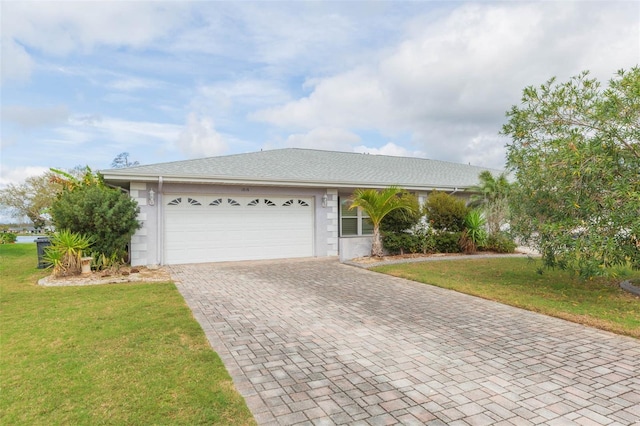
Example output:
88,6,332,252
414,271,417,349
0,167,85,228
349,186,418,257
502,67,640,277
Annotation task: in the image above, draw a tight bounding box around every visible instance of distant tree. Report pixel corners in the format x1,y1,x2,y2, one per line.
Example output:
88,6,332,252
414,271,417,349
0,165,89,229
111,152,139,169
0,172,64,229
502,67,640,277
349,186,419,257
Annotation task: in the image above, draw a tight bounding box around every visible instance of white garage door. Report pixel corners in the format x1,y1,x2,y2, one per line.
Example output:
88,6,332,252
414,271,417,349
164,195,314,264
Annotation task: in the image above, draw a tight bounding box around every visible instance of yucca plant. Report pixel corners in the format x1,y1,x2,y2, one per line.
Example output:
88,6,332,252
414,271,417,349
44,230,95,277
460,209,488,254
93,251,124,274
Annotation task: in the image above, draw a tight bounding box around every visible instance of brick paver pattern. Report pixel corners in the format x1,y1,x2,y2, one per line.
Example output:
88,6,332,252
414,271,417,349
170,258,640,426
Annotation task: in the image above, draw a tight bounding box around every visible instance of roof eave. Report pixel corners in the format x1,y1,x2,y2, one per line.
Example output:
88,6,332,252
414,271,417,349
101,173,470,192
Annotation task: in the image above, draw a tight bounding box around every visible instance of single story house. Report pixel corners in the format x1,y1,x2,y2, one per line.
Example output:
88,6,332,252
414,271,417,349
102,148,499,266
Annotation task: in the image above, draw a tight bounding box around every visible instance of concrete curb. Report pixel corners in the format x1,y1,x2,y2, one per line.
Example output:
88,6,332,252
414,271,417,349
620,279,640,296
343,252,537,269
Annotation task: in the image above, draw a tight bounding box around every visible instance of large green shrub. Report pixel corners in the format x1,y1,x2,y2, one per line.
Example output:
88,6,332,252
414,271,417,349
483,233,517,253
424,191,470,232
414,226,437,254
383,233,418,255
434,231,463,253
382,225,436,255
50,174,140,261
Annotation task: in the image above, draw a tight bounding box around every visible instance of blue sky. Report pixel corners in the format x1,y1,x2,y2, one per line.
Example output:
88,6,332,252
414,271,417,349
1,0,639,188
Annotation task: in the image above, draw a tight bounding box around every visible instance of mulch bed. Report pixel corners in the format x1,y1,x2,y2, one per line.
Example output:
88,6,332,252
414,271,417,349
38,266,172,287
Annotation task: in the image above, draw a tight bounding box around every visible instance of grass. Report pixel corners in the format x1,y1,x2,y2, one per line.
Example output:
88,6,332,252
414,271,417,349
372,257,640,338
0,243,255,425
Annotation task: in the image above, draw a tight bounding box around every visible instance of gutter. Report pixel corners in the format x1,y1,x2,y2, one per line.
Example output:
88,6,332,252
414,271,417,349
102,173,469,193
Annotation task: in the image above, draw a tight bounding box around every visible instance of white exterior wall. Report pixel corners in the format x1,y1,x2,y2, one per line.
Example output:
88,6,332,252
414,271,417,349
130,182,150,266
325,189,339,256
338,237,372,262
127,184,479,266
129,182,338,266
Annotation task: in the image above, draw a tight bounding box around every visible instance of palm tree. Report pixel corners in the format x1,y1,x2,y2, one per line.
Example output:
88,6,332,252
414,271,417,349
468,170,511,207
468,171,512,235
349,186,418,257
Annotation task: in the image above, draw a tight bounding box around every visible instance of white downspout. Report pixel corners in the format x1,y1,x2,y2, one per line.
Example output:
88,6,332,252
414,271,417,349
157,176,163,266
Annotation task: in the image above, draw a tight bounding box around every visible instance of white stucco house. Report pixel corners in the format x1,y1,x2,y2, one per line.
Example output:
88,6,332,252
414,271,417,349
101,148,499,266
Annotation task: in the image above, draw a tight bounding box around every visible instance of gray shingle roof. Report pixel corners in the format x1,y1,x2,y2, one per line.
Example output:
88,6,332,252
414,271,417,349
101,148,501,190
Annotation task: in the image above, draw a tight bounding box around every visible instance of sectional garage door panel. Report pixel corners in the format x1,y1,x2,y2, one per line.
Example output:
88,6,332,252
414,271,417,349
164,195,314,264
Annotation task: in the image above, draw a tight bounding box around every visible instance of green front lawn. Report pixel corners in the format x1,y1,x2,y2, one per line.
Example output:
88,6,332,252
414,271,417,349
373,257,640,338
0,244,255,425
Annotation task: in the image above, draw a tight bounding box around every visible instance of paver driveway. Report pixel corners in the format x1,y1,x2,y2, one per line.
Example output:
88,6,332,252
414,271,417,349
170,258,640,425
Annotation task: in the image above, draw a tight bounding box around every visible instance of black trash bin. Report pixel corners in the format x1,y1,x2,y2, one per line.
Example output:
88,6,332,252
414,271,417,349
36,237,51,269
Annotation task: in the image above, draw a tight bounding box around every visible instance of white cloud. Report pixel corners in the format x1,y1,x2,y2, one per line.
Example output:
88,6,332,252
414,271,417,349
191,79,291,126
97,118,182,143
3,2,186,54
63,114,181,143
107,76,164,92
460,134,510,169
2,1,638,175
167,2,396,76
1,2,188,84
278,127,362,151
2,105,69,130
0,166,49,188
252,1,639,169
353,142,427,159
0,115,183,171
0,37,34,84
251,68,392,129
177,113,227,158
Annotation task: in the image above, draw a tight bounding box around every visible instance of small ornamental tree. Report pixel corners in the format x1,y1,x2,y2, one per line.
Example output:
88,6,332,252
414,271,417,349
423,191,469,232
468,170,512,236
50,169,141,262
502,67,640,277
380,192,421,234
349,186,418,257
